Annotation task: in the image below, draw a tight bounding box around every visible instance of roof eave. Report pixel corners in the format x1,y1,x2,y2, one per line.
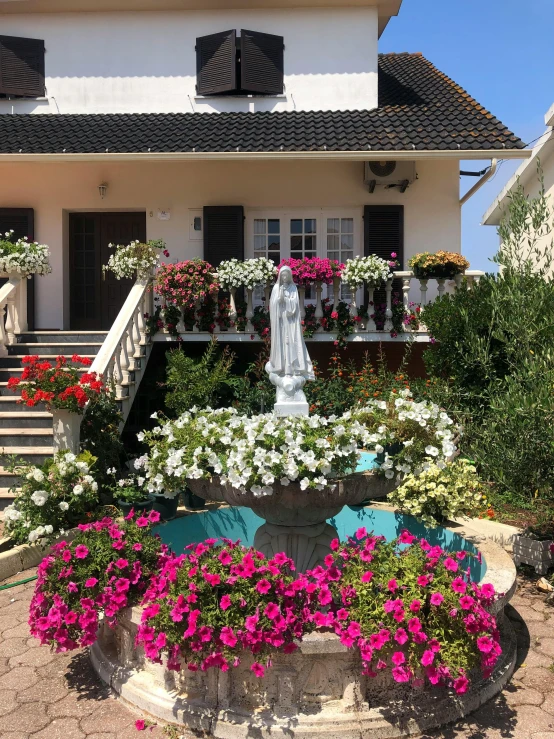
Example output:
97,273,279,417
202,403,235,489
483,133,554,225
0,148,531,163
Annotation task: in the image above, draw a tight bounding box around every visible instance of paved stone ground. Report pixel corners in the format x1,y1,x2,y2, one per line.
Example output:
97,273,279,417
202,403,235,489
0,568,553,739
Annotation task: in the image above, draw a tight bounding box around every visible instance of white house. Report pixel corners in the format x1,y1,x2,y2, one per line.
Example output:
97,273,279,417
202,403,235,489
0,0,528,505
483,102,554,268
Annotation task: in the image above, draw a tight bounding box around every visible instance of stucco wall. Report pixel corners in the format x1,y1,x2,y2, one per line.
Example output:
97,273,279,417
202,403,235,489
0,8,378,114
497,148,554,274
0,157,461,328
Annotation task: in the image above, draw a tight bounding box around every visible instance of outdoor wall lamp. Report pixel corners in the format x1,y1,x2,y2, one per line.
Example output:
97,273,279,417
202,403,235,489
98,183,108,199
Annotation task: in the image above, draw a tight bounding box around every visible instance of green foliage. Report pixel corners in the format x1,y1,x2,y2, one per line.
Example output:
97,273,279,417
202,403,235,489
420,169,554,505
230,345,275,415
388,459,488,526
80,389,125,502
305,346,413,417
466,355,554,506
164,338,238,416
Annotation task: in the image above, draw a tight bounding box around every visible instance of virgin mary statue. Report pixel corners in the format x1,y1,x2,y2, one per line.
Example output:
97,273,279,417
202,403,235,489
265,266,314,414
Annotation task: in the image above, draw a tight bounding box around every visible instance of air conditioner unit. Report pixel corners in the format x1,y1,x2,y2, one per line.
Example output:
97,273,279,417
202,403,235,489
364,161,417,193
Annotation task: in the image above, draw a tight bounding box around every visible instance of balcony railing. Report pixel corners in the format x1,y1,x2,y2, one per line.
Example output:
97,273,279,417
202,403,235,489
152,269,485,343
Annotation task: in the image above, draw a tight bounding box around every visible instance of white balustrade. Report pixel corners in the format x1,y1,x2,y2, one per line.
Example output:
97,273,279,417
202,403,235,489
90,274,154,425
152,268,485,342
0,274,23,357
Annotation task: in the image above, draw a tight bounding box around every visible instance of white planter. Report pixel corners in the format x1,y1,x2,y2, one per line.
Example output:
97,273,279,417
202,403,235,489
52,409,82,455
513,535,554,575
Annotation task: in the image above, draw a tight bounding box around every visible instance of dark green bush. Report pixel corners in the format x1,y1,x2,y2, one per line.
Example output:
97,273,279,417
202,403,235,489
164,338,238,416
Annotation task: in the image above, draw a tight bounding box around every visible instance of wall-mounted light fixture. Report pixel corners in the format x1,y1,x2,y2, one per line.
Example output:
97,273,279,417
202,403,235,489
98,183,108,199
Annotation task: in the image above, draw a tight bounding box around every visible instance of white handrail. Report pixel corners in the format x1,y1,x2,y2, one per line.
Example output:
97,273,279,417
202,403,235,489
0,274,23,357
90,274,153,424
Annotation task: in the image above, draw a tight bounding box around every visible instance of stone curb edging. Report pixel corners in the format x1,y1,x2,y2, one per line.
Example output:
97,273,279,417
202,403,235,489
0,528,78,582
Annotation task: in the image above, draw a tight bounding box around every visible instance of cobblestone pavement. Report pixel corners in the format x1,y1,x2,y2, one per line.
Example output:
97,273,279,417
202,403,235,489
0,569,553,739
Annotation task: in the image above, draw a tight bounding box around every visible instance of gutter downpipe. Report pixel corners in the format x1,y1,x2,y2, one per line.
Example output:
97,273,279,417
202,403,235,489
460,158,498,205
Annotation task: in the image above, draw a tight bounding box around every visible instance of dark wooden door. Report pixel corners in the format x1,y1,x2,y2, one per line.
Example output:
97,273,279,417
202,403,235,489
69,212,146,330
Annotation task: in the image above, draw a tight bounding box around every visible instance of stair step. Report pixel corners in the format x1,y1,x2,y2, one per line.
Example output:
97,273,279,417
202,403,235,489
0,447,53,465
0,466,22,489
0,428,53,447
0,412,52,428
9,343,103,356
0,397,47,412
19,331,108,343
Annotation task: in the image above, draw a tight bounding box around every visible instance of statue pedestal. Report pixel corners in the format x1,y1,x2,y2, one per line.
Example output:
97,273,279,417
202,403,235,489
274,401,309,417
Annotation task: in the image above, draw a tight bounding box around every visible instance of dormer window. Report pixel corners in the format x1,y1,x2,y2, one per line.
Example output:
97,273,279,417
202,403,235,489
0,35,45,98
196,29,284,97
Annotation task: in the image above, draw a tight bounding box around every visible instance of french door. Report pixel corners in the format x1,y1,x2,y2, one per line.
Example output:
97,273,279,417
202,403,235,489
69,212,146,330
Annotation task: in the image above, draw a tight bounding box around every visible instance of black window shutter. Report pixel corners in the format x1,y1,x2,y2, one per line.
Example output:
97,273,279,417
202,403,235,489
363,205,404,310
0,208,35,330
363,205,404,266
196,30,237,95
240,29,284,95
0,35,45,97
203,206,244,268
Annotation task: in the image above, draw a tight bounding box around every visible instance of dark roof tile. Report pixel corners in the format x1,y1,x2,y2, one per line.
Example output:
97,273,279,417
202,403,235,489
0,53,524,154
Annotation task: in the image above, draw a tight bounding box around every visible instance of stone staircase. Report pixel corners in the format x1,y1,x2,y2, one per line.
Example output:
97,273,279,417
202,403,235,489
0,331,107,511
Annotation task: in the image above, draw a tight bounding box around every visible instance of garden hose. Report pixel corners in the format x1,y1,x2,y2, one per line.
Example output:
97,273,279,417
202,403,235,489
0,575,37,590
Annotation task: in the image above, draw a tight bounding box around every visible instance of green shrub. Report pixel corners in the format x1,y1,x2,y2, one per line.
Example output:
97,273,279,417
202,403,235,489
3,451,99,545
419,171,554,506
164,338,237,415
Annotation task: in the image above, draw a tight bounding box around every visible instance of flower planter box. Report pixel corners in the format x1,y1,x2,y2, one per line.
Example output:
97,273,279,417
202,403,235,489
52,409,82,454
116,495,155,517
151,492,180,521
512,535,554,575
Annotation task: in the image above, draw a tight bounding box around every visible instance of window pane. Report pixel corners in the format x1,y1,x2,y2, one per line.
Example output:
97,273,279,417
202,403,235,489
254,219,266,235
290,219,302,234
305,219,317,234
268,219,280,234
304,236,316,254
290,235,302,251
341,218,353,232
268,235,280,250
341,234,353,250
327,218,339,234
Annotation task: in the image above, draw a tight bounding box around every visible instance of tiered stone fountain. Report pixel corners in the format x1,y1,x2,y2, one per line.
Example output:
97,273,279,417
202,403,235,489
91,267,518,737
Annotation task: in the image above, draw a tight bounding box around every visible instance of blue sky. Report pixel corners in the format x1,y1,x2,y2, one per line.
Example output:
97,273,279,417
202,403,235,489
379,0,553,272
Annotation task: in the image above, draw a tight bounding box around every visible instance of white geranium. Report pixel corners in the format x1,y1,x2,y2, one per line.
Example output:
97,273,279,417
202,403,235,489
217,257,277,291
341,255,393,288
58,501,69,511
0,231,51,276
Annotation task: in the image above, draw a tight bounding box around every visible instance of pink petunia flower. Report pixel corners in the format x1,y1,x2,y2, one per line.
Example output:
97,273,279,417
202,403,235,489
430,592,444,606
74,545,89,560
391,651,405,666
251,662,265,677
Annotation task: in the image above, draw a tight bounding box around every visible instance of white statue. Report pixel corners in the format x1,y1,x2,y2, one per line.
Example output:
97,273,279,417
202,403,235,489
265,265,314,416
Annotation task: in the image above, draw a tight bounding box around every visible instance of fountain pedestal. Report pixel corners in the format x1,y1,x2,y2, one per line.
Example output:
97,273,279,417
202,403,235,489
186,471,394,572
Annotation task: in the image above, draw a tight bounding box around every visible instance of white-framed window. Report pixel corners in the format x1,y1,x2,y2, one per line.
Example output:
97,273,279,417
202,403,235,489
246,208,361,303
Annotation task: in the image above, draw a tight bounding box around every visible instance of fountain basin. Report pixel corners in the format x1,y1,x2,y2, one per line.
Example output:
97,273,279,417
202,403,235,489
91,507,517,738
186,470,396,571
